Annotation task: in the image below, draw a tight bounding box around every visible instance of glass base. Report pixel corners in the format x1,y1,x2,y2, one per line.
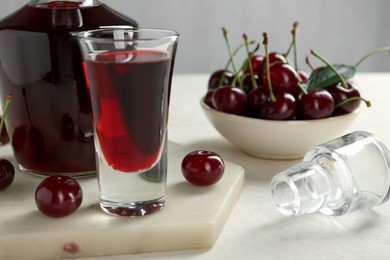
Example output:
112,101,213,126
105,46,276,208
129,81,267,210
18,164,96,178
100,197,165,217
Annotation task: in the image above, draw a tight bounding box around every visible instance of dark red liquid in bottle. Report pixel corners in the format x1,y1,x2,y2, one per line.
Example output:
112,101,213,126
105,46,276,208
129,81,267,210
85,50,172,172
0,2,138,176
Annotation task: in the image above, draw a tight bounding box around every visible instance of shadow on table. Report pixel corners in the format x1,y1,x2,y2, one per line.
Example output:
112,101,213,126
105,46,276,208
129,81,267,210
254,208,382,243
183,138,301,183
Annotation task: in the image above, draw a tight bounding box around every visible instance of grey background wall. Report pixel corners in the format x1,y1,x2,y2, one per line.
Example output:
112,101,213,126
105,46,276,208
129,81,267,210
1,0,389,74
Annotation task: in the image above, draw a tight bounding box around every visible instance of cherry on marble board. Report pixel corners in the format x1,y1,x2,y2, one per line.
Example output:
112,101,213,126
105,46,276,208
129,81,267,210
181,150,225,186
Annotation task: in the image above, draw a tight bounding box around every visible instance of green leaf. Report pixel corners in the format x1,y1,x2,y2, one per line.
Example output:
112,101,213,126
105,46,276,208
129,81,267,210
307,64,356,91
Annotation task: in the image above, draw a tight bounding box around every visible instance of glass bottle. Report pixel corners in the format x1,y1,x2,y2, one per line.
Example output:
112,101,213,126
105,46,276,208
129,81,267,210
271,131,390,217
0,0,138,177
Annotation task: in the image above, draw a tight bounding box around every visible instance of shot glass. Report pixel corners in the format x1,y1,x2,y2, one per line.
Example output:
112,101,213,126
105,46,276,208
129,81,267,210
77,28,179,216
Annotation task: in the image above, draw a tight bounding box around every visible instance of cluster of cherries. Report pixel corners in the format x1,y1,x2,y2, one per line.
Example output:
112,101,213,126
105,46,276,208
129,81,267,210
204,25,372,120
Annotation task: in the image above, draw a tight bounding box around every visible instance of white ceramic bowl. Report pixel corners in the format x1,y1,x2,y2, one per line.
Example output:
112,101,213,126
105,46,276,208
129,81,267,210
201,100,360,159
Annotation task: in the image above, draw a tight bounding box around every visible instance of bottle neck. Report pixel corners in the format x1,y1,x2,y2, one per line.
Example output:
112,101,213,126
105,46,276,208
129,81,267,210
271,131,390,218
271,161,331,217
29,0,101,8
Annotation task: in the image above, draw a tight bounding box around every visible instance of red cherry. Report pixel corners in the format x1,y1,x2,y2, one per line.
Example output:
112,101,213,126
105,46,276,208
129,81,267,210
35,176,83,218
298,69,309,83
203,89,215,108
212,86,247,115
261,92,297,120
181,150,225,186
246,87,267,118
208,70,234,90
0,159,15,191
262,63,299,95
246,55,265,76
298,89,334,119
327,81,361,115
242,73,263,94
268,52,287,65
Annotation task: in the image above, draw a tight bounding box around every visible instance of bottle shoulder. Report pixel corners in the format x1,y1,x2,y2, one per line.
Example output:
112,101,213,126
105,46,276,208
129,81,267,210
0,4,137,32
29,0,102,7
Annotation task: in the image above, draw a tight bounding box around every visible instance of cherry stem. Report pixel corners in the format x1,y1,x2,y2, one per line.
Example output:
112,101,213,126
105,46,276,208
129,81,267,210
243,33,258,89
292,21,299,71
237,43,260,88
231,72,240,87
298,82,308,95
285,42,293,57
354,47,390,68
334,96,371,109
222,27,239,81
310,49,349,89
305,55,315,71
284,55,305,84
241,43,260,72
263,32,276,102
218,40,256,87
232,63,248,87
252,42,260,53
0,94,12,137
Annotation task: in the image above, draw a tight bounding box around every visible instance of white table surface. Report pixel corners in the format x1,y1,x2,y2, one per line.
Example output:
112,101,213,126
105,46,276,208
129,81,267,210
88,73,390,260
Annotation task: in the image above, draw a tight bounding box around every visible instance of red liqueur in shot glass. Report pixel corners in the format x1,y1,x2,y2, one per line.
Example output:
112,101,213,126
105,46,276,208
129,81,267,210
78,28,179,217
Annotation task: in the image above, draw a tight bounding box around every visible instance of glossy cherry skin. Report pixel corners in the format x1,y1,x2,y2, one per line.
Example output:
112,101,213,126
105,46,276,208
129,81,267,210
262,62,299,95
208,69,234,90
212,86,247,115
203,90,215,108
327,81,361,115
298,69,309,83
181,150,224,186
261,92,297,120
242,73,263,94
35,176,83,218
0,159,15,191
298,89,334,119
268,52,287,66
246,55,265,76
246,87,267,118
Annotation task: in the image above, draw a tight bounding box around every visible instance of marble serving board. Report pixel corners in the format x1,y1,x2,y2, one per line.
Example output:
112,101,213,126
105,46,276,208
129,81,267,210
0,141,245,259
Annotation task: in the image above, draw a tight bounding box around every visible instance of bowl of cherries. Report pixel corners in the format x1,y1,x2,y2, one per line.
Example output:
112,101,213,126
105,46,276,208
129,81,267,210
201,24,381,159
